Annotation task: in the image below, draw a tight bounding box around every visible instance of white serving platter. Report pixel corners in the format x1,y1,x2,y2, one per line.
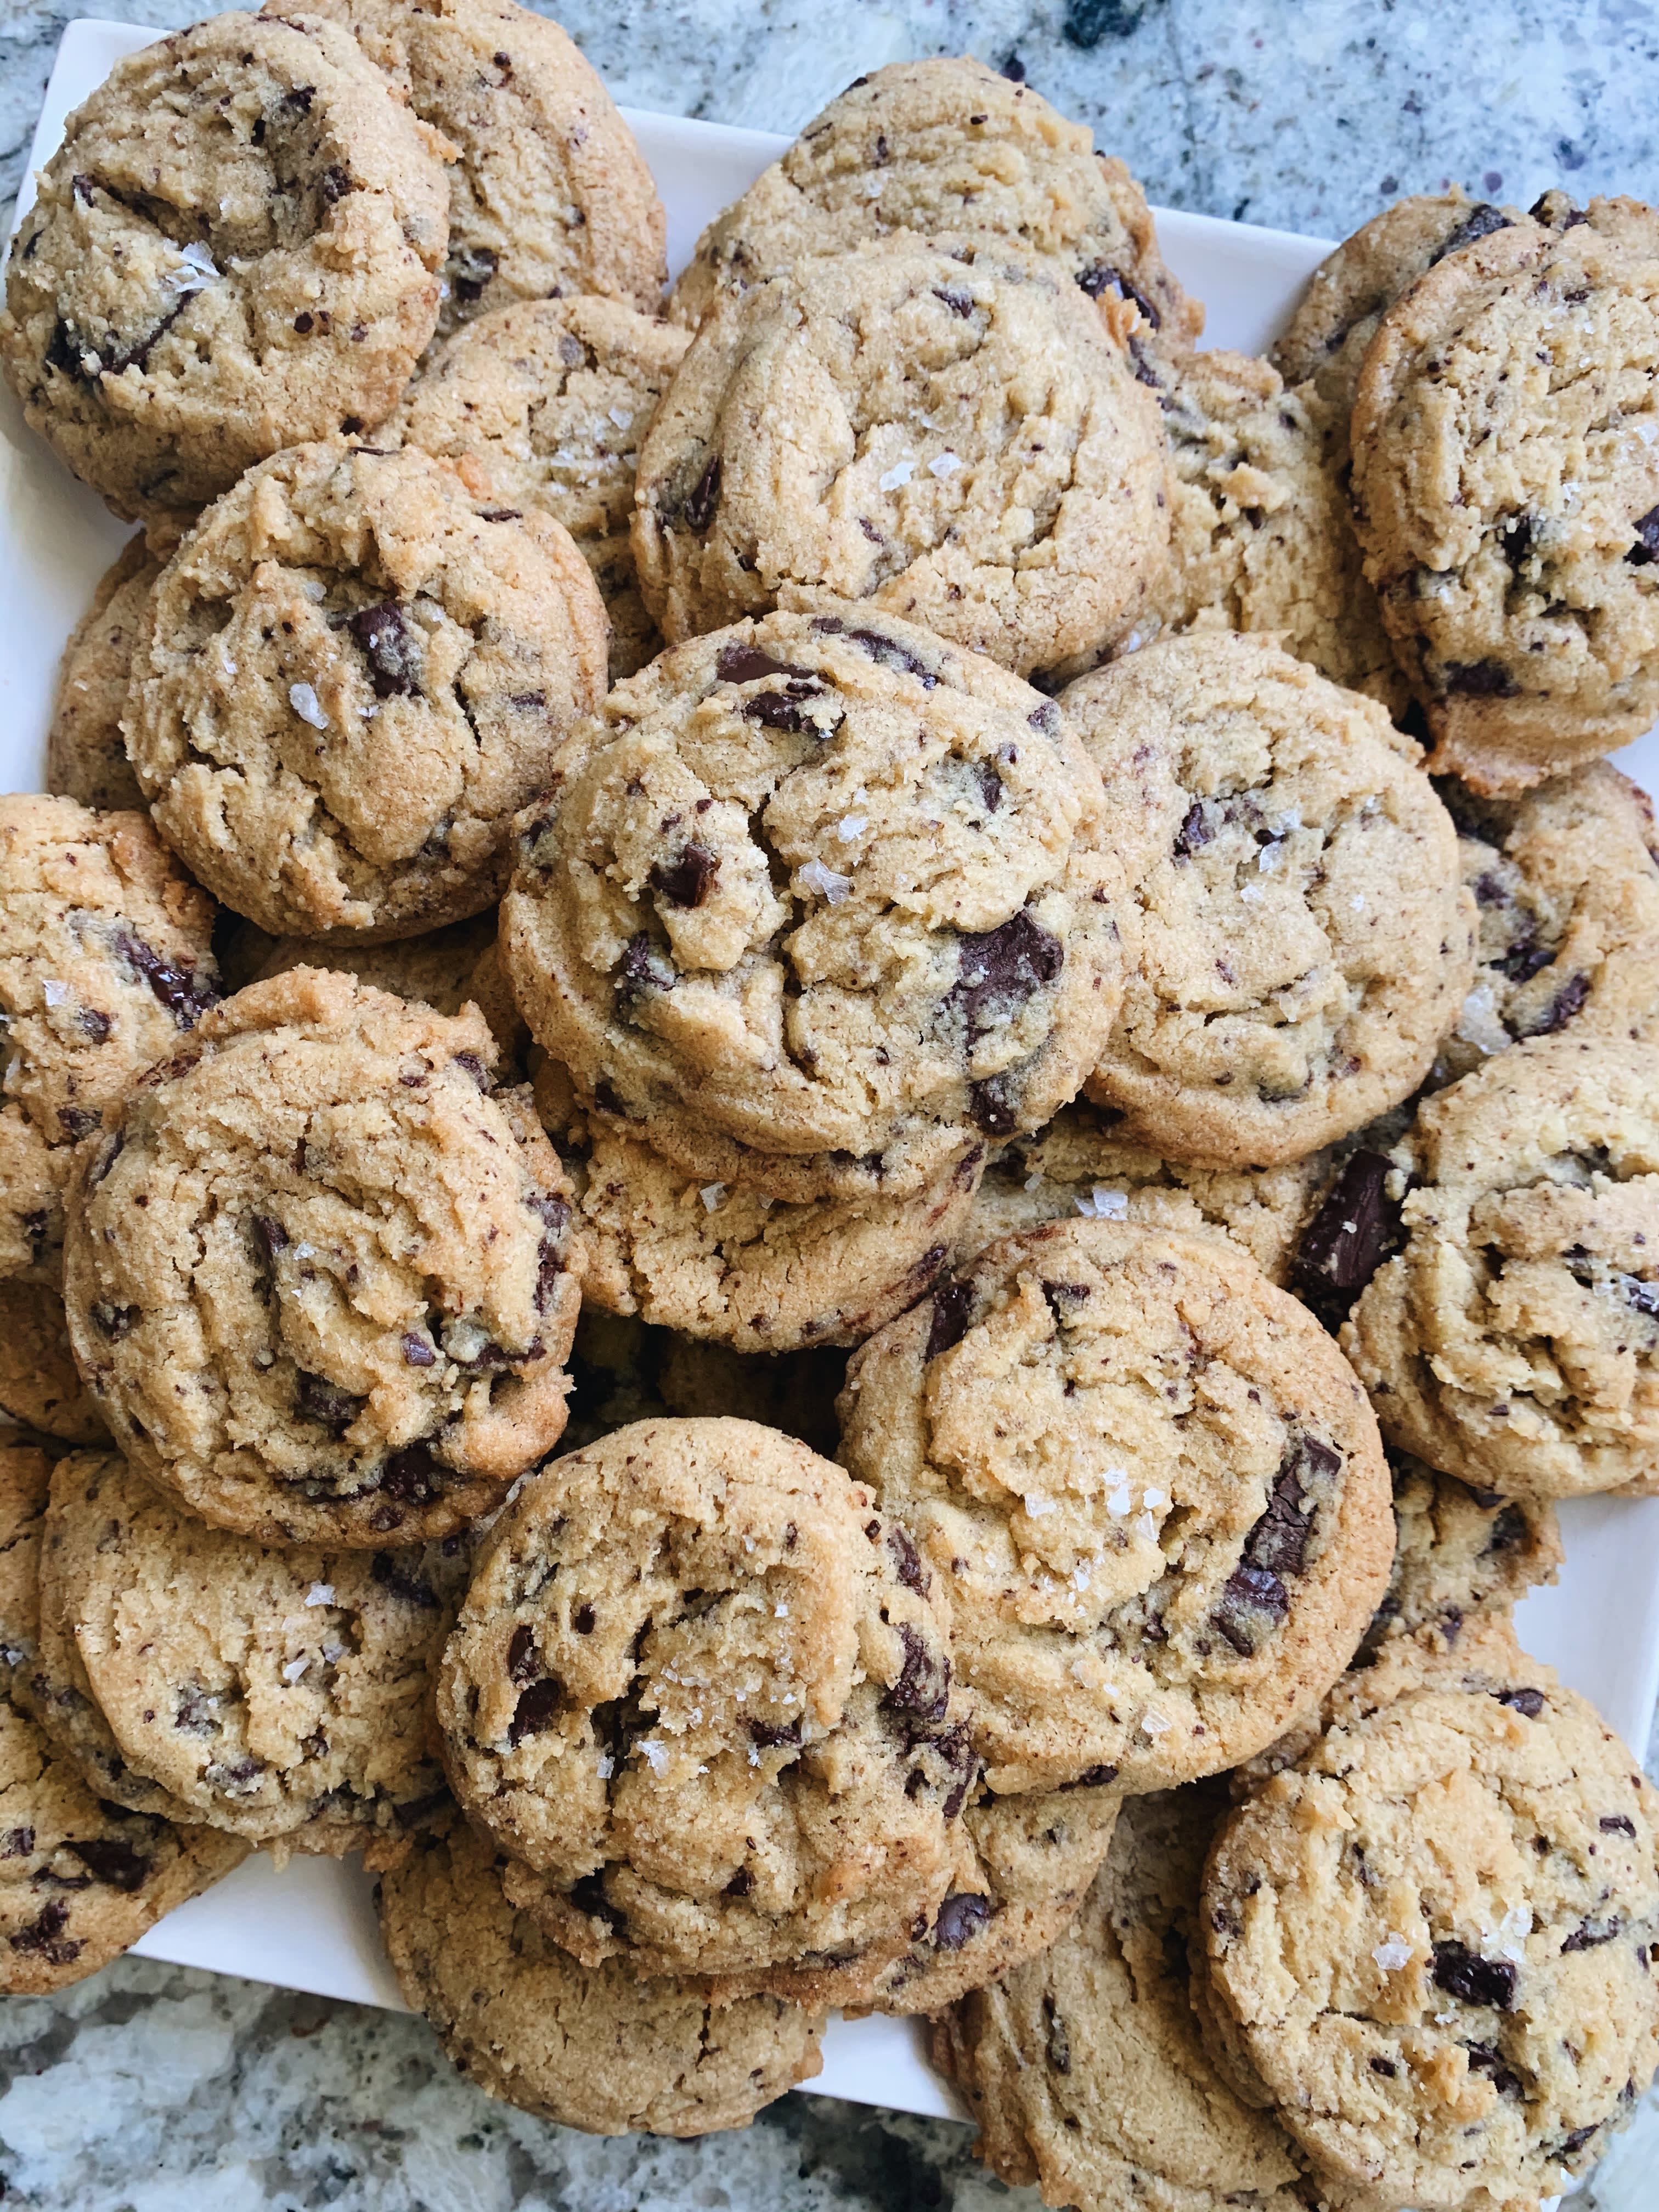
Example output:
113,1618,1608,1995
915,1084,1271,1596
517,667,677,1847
5,19,1659,2132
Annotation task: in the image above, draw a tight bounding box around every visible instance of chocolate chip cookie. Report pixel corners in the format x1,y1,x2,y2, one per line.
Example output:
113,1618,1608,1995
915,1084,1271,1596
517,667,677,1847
390,295,687,678
0,1444,246,1991
1435,763,1659,1084
956,1098,1330,1287
668,57,1199,366
288,0,665,337
0,12,449,518
46,536,156,811
61,968,580,1545
1147,346,1408,715
1067,633,1474,1167
634,239,1170,679
1203,1632,1659,2210
501,609,1127,1202
125,440,608,941
437,1416,974,1996
1351,202,1659,789
248,909,500,1017
1344,1035,1659,1499
380,1817,825,2134
838,1217,1393,1796
33,1447,462,1860
568,1113,983,1355
1365,1453,1562,1657
0,794,219,1288
937,1784,1309,2211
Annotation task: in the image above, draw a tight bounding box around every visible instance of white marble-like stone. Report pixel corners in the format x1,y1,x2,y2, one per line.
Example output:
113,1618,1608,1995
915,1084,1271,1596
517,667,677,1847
1,2,1658,2203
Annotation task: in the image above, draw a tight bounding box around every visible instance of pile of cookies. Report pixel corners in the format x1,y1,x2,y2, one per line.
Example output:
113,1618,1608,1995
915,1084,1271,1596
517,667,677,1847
2,15,1659,2205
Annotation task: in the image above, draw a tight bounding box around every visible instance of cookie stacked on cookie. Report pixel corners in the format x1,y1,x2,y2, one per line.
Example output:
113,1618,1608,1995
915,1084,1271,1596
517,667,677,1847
4,20,1659,2192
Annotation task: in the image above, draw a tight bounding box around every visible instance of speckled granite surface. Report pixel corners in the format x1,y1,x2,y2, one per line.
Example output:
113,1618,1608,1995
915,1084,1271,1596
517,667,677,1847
2,2,1659,2205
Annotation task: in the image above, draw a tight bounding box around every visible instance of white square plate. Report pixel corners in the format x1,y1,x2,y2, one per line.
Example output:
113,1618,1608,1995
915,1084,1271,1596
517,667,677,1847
7,19,1659,2129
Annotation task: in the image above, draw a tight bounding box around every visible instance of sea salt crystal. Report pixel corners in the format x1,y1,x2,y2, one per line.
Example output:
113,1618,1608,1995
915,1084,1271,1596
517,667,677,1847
1107,1477,1133,1517
1495,1906,1532,1962
699,1183,726,1212
1258,839,1285,873
1118,628,1146,654
303,1583,335,1607
1239,881,1265,905
289,682,329,730
1457,981,1511,1058
163,241,218,296
1373,1935,1412,1972
607,405,633,430
639,1738,669,1776
596,1752,614,1779
1075,1185,1128,1220
41,979,67,1007
799,858,853,904
1141,1709,1171,1737
836,814,868,842
928,452,961,478
1133,1510,1158,1543
878,459,915,491
321,1641,345,1664
1024,1169,1045,1192
775,1601,789,1617
1023,1494,1057,1518
1143,1488,1169,1511
281,1656,309,1684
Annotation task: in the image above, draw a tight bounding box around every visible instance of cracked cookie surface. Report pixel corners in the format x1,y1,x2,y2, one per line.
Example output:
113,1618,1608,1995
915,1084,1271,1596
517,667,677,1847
634,238,1169,679
1203,1632,1659,2211
838,1217,1393,1797
667,56,1199,365
1068,634,1473,1167
0,1284,106,1446
438,1415,974,1996
1351,201,1659,789
380,1816,825,2134
501,608,1126,1202
1344,1035,1659,1499
0,10,449,518
125,440,607,941
0,793,219,1288
33,1447,463,1858
285,0,664,340
1365,1453,1561,1657
61,968,580,1545
390,295,688,679
0,1445,245,1991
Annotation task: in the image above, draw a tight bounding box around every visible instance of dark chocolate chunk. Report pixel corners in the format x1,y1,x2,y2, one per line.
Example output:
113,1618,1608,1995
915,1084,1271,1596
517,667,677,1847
1527,971,1590,1035
746,1716,803,1751
1467,2042,1525,2097
507,1674,564,1745
648,842,720,909
346,603,420,698
682,456,722,533
1173,799,1212,858
65,1836,150,1893
57,1104,100,1142
1428,203,1513,264
1042,1992,1071,2074
380,1441,441,1505
948,910,1064,1041
811,616,938,686
110,926,218,1028
1211,1562,1290,1655
295,1370,365,1438
715,642,816,685
1441,658,1520,698
449,244,498,304
1293,1151,1403,1323
1601,1814,1639,1837
9,1899,80,1963
617,933,675,998
1496,1686,1545,1717
370,1552,438,1611
1562,1917,1621,1952
968,1074,1018,1137
723,1866,752,1897
1432,1940,1517,2010
933,285,974,318
926,1280,974,1359
887,1523,928,1594
91,1302,138,1341
933,1891,996,1950
1628,505,1659,567
887,1623,950,1723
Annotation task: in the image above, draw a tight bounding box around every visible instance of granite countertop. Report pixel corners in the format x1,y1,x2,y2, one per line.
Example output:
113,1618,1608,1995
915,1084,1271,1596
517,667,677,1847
3,3,1659,2205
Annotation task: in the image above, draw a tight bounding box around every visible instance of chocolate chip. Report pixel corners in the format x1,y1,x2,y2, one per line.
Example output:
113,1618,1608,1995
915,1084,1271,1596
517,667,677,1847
811,615,938,686
618,933,675,999
370,1552,438,1611
1483,1504,1531,1556
1293,1152,1403,1324
740,678,828,732
452,1051,490,1091
569,1871,623,1932
1557,2124,1600,2160
402,1333,435,1368
379,1441,441,1505
1212,1562,1290,1655
746,1716,803,1751
66,1836,150,1893
0,1827,32,1859
75,1007,112,1044
1499,512,1535,567
933,1892,996,1950
682,456,721,533
9,1899,80,1963
948,911,1064,1047
1076,262,1161,328
507,1626,540,1682
1496,930,1553,984
111,927,218,1027
935,1723,979,1821
715,642,814,684
933,285,974,317
887,1622,950,1723
1441,658,1519,698
91,1301,138,1341
573,1603,596,1635
648,843,720,909
1601,1814,1638,1837
1370,2055,1398,2077
967,1074,1018,1137
926,1279,974,1359
1173,800,1212,858
723,1866,752,1897
1628,506,1659,566
173,1686,218,1737
1467,2042,1525,2097
345,603,419,698
320,166,351,206
1432,1941,1517,2010
507,1675,564,1745
1562,1917,1621,1951
1068,1763,1119,1790
58,1104,101,1141
1527,971,1590,1035
449,244,498,304
295,1371,365,1438
1429,203,1513,264
888,1524,928,1594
